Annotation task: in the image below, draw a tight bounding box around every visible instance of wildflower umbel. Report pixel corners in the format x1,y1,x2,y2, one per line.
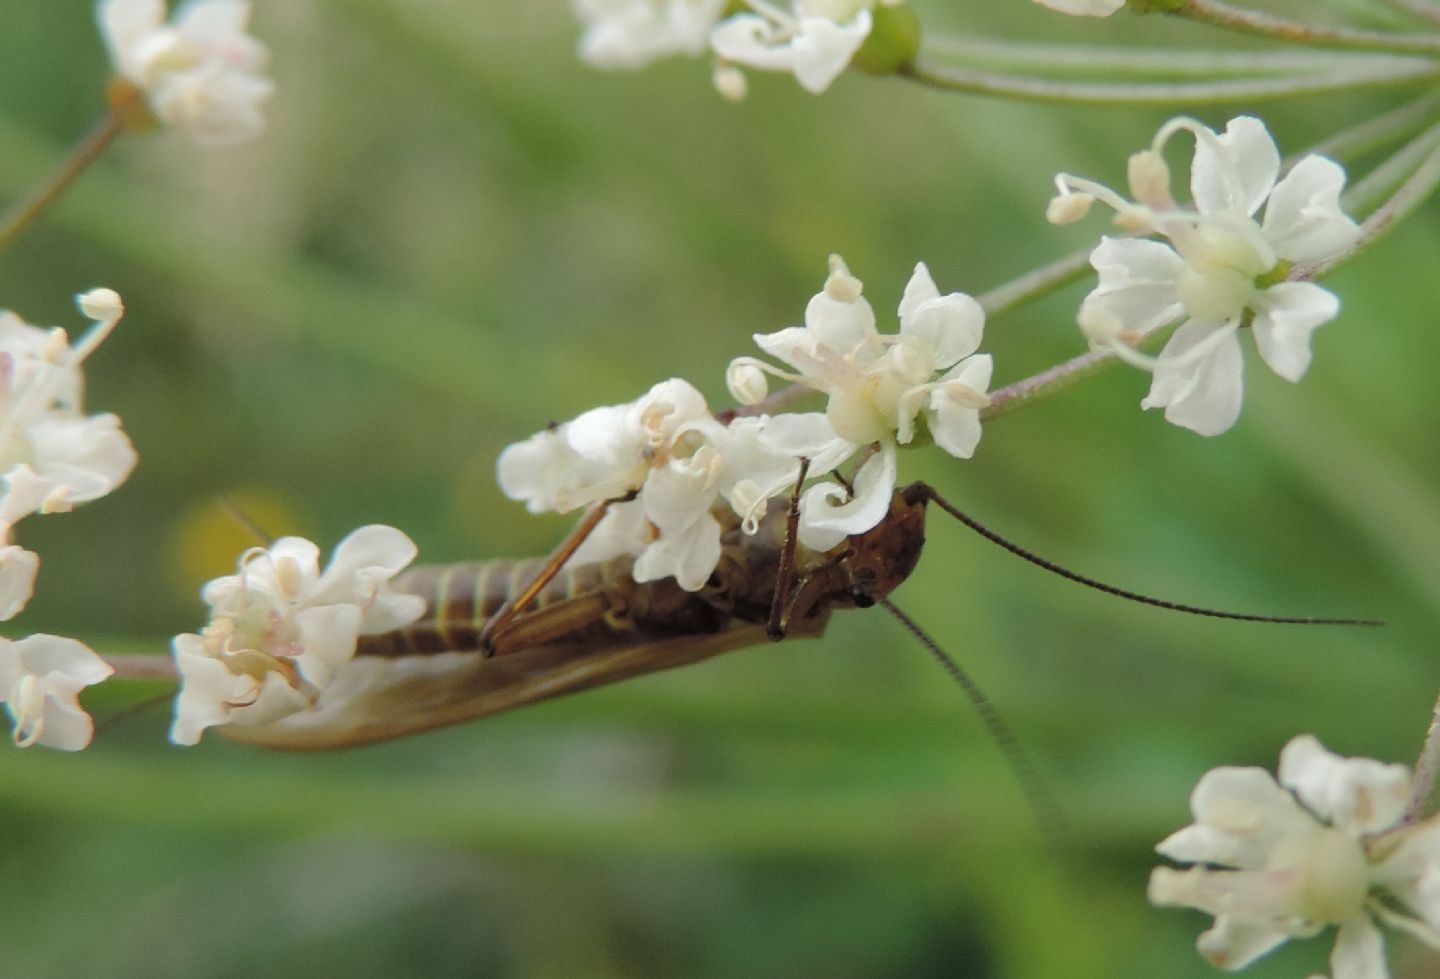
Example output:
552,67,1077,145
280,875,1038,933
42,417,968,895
729,255,990,550
1049,116,1360,436
1150,735,1440,979
169,526,426,745
98,0,273,144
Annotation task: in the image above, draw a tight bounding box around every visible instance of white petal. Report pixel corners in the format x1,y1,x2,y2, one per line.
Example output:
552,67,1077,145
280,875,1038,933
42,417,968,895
0,546,39,622
1263,156,1360,264
803,287,878,360
632,511,722,591
1196,912,1295,971
1192,116,1280,218
1079,237,1185,336
309,524,424,632
25,413,138,505
293,604,364,689
14,634,114,686
497,426,603,514
787,11,871,93
1279,734,1410,836
1250,282,1340,383
899,264,985,369
1329,917,1388,979
1031,0,1124,14
797,444,896,551
571,498,649,565
1141,320,1245,436
928,354,992,459
1159,765,1315,867
98,0,166,78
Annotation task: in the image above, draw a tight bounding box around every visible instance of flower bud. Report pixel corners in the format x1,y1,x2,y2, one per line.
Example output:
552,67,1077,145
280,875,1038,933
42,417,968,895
1046,192,1094,225
78,288,123,322
713,63,747,102
1127,150,1171,207
727,361,768,405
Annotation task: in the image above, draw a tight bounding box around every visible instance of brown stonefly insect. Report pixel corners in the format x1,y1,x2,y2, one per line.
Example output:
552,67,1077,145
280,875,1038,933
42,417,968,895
223,472,1378,817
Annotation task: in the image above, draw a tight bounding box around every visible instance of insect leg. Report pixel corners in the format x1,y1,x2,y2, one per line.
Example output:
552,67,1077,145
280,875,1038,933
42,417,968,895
766,456,811,640
479,489,636,652
487,590,624,657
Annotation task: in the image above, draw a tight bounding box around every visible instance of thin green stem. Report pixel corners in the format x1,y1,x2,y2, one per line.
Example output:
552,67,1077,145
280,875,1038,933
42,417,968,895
0,113,122,252
1384,0,1440,27
977,247,1092,319
1306,122,1440,279
920,34,1430,80
1305,89,1440,164
897,56,1440,105
103,653,178,682
1172,0,1440,54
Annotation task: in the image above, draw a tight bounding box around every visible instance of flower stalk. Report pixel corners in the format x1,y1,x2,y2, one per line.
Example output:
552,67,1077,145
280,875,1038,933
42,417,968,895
0,113,122,253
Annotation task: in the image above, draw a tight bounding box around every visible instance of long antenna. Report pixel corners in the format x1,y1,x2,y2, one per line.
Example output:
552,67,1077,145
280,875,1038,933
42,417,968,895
880,597,1070,848
917,485,1382,627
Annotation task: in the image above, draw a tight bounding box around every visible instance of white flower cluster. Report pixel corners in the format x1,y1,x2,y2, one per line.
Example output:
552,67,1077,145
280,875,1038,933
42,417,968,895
169,526,426,744
573,0,902,97
0,290,137,751
1050,115,1361,436
1152,735,1440,979
98,0,273,144
498,255,990,588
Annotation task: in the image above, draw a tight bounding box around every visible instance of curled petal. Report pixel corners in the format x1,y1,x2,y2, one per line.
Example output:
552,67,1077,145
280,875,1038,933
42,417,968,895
0,634,113,751
169,634,310,745
798,444,896,552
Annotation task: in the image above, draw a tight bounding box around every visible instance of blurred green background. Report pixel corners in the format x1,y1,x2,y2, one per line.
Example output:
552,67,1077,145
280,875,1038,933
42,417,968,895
2,1,1439,976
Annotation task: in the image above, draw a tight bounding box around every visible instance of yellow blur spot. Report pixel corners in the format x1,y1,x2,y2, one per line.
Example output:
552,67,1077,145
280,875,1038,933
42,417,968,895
169,490,306,600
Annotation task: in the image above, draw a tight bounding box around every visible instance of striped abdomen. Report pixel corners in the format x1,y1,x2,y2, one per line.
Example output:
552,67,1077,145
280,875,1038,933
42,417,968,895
355,554,725,659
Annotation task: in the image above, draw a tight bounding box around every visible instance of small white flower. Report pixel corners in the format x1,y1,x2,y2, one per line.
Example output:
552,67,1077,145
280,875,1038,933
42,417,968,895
497,378,723,516
0,634,113,751
0,290,137,531
98,0,273,145
1032,0,1124,16
169,525,426,745
1051,116,1360,436
574,0,727,69
729,255,989,547
709,0,875,94
1150,735,1440,978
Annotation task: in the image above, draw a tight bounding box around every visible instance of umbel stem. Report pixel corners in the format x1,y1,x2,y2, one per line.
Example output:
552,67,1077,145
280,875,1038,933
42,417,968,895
0,112,123,253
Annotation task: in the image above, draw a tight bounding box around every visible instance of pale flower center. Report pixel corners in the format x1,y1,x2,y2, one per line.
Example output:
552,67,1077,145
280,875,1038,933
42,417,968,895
1175,266,1255,323
1268,827,1372,926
